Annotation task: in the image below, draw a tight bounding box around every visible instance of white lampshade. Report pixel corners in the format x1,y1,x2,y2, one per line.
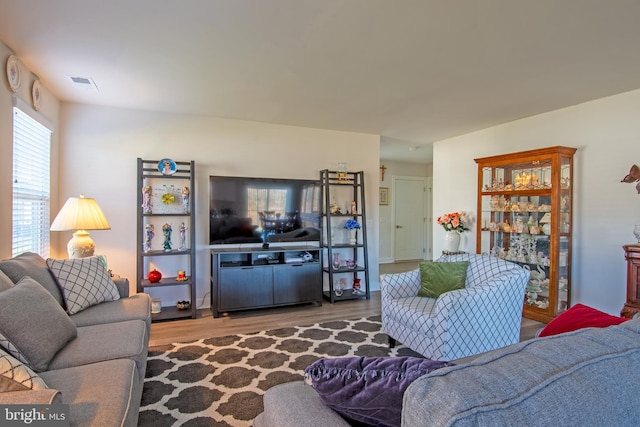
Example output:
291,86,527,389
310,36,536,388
50,195,111,258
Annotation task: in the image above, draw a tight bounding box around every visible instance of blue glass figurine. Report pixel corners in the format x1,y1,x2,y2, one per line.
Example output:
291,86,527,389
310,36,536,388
162,223,172,252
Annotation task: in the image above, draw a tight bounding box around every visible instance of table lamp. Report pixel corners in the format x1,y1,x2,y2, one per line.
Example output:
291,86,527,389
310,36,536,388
50,194,111,258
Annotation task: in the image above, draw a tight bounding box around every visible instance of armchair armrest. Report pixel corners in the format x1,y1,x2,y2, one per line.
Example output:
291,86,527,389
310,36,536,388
380,269,420,303
111,275,130,298
0,389,61,404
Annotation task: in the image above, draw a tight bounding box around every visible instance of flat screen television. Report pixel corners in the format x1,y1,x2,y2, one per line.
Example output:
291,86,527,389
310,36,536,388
209,175,321,245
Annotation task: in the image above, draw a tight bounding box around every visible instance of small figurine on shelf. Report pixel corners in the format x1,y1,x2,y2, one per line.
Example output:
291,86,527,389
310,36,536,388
142,185,152,214
162,223,172,252
181,186,190,213
350,200,357,214
330,197,342,214
144,224,154,253
178,222,187,251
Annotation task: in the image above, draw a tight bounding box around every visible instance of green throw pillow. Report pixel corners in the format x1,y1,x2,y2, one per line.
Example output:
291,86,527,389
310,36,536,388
418,261,469,298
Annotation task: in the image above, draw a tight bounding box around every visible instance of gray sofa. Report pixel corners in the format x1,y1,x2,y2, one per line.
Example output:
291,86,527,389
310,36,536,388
255,318,640,426
0,252,151,427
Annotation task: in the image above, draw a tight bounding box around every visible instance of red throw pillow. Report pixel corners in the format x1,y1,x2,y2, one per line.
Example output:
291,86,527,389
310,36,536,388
538,304,629,337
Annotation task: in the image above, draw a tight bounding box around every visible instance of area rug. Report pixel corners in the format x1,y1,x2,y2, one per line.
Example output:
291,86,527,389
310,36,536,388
138,315,420,427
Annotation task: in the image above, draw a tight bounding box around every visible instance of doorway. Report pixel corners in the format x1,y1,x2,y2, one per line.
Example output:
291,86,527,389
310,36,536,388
392,176,431,261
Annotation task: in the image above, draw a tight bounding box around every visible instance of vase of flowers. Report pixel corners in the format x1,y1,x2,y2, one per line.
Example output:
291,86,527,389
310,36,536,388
344,219,361,245
437,211,469,252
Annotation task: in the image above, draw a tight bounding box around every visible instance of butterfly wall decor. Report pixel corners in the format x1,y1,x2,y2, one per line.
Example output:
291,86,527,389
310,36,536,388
621,164,640,194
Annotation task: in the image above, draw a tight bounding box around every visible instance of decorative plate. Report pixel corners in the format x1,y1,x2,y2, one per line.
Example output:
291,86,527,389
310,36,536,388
158,158,177,175
6,55,21,92
32,80,42,111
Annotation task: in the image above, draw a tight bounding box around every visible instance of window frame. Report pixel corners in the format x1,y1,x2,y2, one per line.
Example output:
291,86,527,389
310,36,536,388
11,103,53,258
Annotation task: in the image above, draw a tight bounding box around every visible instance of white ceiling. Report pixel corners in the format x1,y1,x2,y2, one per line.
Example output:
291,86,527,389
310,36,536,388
2,1,640,164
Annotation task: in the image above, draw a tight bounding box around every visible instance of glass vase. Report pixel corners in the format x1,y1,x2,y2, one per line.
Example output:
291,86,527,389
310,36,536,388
332,253,341,270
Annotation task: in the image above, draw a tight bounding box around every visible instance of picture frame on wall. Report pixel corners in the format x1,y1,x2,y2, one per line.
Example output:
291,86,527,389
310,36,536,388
379,187,389,205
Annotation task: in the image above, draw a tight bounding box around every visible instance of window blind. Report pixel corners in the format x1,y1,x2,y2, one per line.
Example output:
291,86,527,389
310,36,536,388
12,107,52,258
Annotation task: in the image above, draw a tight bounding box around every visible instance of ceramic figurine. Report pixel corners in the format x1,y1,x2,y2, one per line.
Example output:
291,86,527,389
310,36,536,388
144,224,154,253
181,186,190,213
142,185,152,214
178,222,187,251
162,223,172,252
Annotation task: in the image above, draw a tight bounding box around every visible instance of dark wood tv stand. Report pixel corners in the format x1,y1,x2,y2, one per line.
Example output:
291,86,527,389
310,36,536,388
210,246,322,318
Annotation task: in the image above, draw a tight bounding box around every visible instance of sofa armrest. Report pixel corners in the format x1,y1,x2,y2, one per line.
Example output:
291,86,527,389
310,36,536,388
0,389,61,404
112,275,129,298
256,382,350,427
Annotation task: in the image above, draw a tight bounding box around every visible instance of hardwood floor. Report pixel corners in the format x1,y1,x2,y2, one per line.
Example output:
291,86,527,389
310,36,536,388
149,293,381,347
149,290,545,347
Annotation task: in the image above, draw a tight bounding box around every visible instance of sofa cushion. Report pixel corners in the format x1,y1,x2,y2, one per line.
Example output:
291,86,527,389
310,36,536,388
70,293,151,329
417,261,468,298
538,303,629,337
0,252,65,307
402,319,640,426
305,356,451,427
0,269,13,291
40,359,142,427
46,256,120,315
48,319,148,380
0,348,48,392
0,277,77,372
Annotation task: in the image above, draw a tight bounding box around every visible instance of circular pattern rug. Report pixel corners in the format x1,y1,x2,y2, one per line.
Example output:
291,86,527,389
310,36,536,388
138,315,420,426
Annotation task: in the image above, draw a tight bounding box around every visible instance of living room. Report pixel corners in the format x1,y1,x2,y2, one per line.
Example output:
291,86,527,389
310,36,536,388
1,2,640,426
0,3,638,316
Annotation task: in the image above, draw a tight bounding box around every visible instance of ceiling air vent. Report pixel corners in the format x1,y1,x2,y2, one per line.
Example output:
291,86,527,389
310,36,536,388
66,75,99,91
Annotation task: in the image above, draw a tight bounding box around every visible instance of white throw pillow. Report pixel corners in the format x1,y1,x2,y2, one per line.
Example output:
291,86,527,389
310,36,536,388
47,256,120,315
0,348,48,392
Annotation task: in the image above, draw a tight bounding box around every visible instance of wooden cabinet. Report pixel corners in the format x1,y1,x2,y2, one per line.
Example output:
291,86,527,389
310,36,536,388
274,263,321,304
210,247,322,318
621,244,640,318
319,169,370,302
475,146,576,323
136,158,196,321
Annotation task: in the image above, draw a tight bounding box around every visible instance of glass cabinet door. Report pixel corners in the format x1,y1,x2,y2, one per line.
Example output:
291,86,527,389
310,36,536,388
475,147,576,323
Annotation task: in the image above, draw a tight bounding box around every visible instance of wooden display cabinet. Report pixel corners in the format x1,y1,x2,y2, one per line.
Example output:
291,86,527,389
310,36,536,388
475,146,577,323
620,244,640,318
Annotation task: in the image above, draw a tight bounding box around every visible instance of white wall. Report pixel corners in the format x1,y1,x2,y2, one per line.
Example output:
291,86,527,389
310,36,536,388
433,89,640,315
378,160,431,262
58,103,381,307
1,41,61,260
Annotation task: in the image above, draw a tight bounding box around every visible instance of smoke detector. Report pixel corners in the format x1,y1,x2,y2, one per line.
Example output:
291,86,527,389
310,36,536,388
66,75,99,91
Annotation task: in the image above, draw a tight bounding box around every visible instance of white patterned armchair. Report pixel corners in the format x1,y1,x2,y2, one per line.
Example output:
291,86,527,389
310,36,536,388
381,253,529,361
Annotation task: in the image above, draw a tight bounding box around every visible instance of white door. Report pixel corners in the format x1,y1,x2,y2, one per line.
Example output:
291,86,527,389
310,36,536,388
393,176,427,261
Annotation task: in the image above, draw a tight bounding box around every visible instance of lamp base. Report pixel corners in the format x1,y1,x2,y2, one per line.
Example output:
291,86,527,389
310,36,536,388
67,230,95,258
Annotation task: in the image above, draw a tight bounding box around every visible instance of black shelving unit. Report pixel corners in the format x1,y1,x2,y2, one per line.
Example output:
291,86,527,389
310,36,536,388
136,158,196,320
320,169,370,303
